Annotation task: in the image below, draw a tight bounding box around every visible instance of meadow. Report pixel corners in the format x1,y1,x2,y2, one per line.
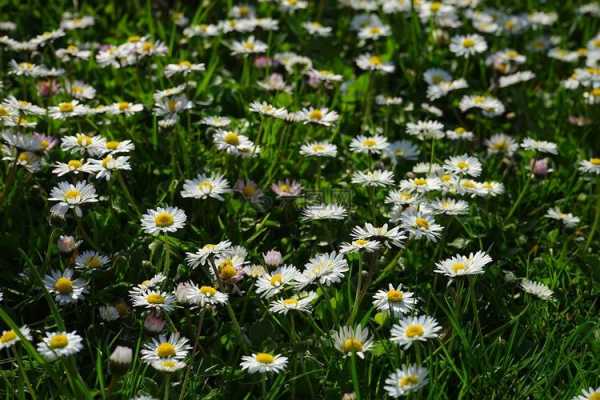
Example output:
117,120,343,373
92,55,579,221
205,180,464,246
0,0,599,399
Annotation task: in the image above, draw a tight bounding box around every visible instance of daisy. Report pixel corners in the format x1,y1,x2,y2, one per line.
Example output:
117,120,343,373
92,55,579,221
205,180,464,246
9,61,45,77
459,95,505,117
65,81,96,100
52,159,95,176
130,289,176,312
400,211,443,242
485,133,518,156
384,365,429,398
339,239,381,254
201,116,231,127
43,269,87,304
443,155,482,177
435,251,493,278
61,133,103,155
545,207,580,228
269,292,317,315
258,73,292,92
48,181,98,218
183,283,228,307
185,241,232,268
352,169,395,187
140,207,187,235
271,179,302,198
386,190,421,207
151,359,186,372
406,120,445,140
240,352,288,374
520,279,554,301
349,134,389,154
249,101,288,119
499,71,535,88
74,250,110,270
213,130,252,155
399,177,441,194
301,204,348,221
255,265,300,298
130,273,168,294
358,23,391,40
391,315,442,349
480,181,505,197
579,158,600,175
87,155,131,180
372,284,417,315
48,100,88,119
430,198,469,215
307,69,343,84
303,21,332,36
235,180,264,204
450,34,487,57
356,53,395,73
351,223,406,248
521,138,558,155
154,95,193,119
0,326,31,350
108,101,144,116
572,387,600,400
141,333,191,363
181,173,231,200
99,305,120,321
332,325,373,359
296,252,349,288
384,140,420,163
164,60,205,78
297,107,339,127
446,127,474,141
212,254,246,283
91,139,135,156
230,36,268,56
37,331,83,361
300,141,338,157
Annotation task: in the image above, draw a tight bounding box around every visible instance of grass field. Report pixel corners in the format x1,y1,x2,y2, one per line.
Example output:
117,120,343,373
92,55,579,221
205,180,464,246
0,0,599,399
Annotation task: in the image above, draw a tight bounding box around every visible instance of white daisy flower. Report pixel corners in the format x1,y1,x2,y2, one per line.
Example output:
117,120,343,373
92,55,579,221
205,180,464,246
300,141,338,157
406,120,445,140
65,81,96,100
201,116,231,127
384,364,429,398
185,241,232,268
303,21,332,36
182,283,228,307
130,289,176,312
399,210,443,242
164,60,205,78
339,239,381,254
372,284,417,316
443,154,482,177
240,352,288,374
297,107,339,127
435,251,493,278
74,250,110,270
61,133,103,155
520,279,554,301
356,53,395,73
430,198,469,215
91,139,135,156
450,34,488,57
446,127,474,141
384,140,420,163
351,169,395,187
42,269,87,305
255,265,300,299
391,315,442,349
51,159,95,176
48,181,98,218
349,134,389,154
485,133,518,156
399,176,441,194
296,252,349,288
87,155,131,180
108,101,144,116
521,138,558,155
141,332,191,363
579,158,600,175
151,359,186,372
351,223,406,248
0,325,32,350
332,325,373,359
48,100,88,119
301,204,348,221
572,387,600,400
37,331,83,361
181,173,231,201
545,207,580,228
140,207,187,235
269,292,317,315
230,36,268,55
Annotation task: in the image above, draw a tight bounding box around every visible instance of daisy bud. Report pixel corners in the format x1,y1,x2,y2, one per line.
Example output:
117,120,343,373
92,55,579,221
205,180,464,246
37,79,60,97
57,235,80,253
342,393,357,400
263,249,283,267
144,313,166,333
531,158,550,177
254,56,272,68
109,346,133,374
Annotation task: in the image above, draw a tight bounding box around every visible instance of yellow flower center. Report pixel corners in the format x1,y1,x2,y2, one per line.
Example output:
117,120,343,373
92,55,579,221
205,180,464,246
255,353,274,364
368,55,382,65
591,88,600,97
415,217,429,229
440,174,452,182
72,86,83,94
243,41,255,50
219,260,237,280
414,178,427,186
456,161,470,170
369,26,381,34
312,144,326,152
0,330,17,344
48,334,69,349
64,189,80,201
156,342,176,358
203,244,216,251
242,185,256,197
223,131,240,145
362,138,377,147
179,60,192,68
399,374,419,387
76,134,92,146
18,152,30,162
590,158,600,165
142,42,154,52
342,338,364,353
387,289,404,302
0,106,9,116
128,35,141,43
167,99,178,112
154,211,174,227
354,239,369,246
308,109,323,120
198,180,214,191
430,2,442,12
54,277,73,294
160,360,177,368
86,256,103,269
462,38,475,48
199,286,217,296
101,155,112,168
67,44,78,52
270,273,283,286
451,262,466,273
455,127,466,134
278,183,291,192
146,293,165,304
405,324,425,338
462,180,477,189
106,140,120,150
68,159,82,169
117,102,130,111
587,392,600,400
283,298,298,306
59,102,75,113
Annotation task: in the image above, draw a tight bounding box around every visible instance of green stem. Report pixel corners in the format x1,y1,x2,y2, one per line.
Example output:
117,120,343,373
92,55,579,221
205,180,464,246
584,179,600,251
116,172,142,217
506,173,532,221
350,352,361,400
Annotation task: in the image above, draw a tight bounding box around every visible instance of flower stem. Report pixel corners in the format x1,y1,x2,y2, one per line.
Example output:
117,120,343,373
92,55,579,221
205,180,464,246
350,352,361,400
